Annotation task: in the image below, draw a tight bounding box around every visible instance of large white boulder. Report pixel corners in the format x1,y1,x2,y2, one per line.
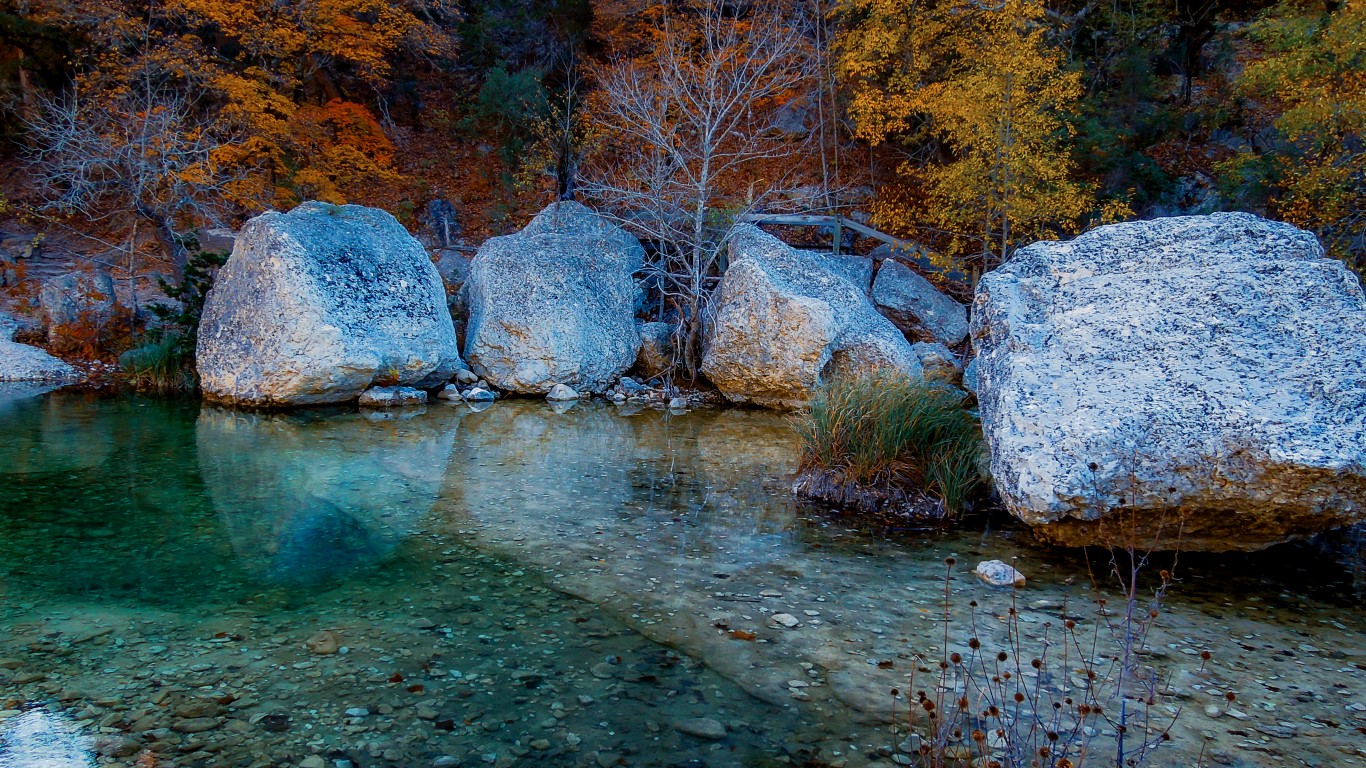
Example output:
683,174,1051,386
973,213,1366,551
463,202,643,394
197,202,462,406
702,225,921,409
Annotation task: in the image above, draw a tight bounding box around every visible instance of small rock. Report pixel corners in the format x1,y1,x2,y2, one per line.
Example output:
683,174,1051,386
172,717,221,733
546,383,579,401
344,707,370,718
455,369,479,385
437,383,462,401
300,757,327,768
769,613,801,628
668,397,687,410
975,560,1026,588
1203,705,1223,718
674,717,727,740
306,631,340,655
463,387,496,402
530,739,551,751
96,735,142,758
409,617,437,630
358,385,427,408
597,752,623,768
591,662,616,679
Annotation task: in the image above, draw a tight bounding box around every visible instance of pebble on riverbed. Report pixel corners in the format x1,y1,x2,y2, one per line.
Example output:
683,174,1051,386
975,559,1026,587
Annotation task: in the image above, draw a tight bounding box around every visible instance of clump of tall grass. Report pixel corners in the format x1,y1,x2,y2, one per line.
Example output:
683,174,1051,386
118,332,195,392
795,372,984,515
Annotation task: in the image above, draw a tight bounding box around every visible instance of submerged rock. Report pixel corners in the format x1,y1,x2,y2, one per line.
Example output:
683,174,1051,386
975,560,1026,588
197,202,462,406
702,225,922,409
871,259,968,346
464,202,643,394
973,213,1366,551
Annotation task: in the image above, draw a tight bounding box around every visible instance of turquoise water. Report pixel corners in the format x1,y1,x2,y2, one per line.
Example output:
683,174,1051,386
2,389,1364,768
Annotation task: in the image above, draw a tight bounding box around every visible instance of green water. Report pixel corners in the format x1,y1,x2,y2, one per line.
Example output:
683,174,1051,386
1,389,1364,768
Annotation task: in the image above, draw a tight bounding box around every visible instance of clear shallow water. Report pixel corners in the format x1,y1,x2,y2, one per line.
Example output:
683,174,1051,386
1,390,1364,768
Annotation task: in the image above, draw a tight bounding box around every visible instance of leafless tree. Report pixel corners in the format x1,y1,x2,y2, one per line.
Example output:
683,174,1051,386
581,0,815,381
24,83,246,308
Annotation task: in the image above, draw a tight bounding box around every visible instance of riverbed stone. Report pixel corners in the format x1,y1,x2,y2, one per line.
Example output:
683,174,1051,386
702,225,922,409
972,213,1366,551
674,717,726,740
197,202,462,406
975,560,1026,588
464,202,643,394
871,259,968,346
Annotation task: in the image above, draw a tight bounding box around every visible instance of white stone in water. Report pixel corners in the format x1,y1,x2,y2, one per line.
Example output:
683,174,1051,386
668,397,687,410
463,387,495,402
437,384,462,401
546,383,579,401
0,707,95,768
769,613,801,628
975,560,1026,588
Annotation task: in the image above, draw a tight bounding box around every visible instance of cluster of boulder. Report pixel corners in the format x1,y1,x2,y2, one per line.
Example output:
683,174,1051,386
193,200,965,413
0,194,1344,553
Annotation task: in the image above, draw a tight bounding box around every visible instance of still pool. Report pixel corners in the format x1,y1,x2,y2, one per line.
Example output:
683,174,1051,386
1,388,1363,768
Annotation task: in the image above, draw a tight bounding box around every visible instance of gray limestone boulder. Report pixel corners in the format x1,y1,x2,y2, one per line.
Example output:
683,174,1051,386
972,213,1366,551
635,321,676,379
39,270,119,343
872,259,969,346
464,202,643,394
0,339,77,382
702,225,922,409
197,202,462,406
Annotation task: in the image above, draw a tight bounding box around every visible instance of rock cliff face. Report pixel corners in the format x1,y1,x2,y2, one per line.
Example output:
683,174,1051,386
463,202,643,394
197,202,461,406
702,225,921,409
972,213,1366,551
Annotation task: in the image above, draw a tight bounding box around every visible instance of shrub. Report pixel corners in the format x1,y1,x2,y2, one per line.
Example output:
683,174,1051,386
795,372,984,515
119,333,193,392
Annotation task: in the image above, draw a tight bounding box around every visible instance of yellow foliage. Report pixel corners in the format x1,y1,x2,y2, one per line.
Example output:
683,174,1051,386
839,0,1102,270
1228,0,1365,270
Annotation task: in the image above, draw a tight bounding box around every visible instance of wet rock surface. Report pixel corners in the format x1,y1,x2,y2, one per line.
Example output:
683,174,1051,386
1,397,1364,768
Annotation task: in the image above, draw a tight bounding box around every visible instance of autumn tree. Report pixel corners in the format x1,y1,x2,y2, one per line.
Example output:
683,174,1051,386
839,0,1102,274
582,0,813,380
25,84,240,303
1222,0,1364,273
